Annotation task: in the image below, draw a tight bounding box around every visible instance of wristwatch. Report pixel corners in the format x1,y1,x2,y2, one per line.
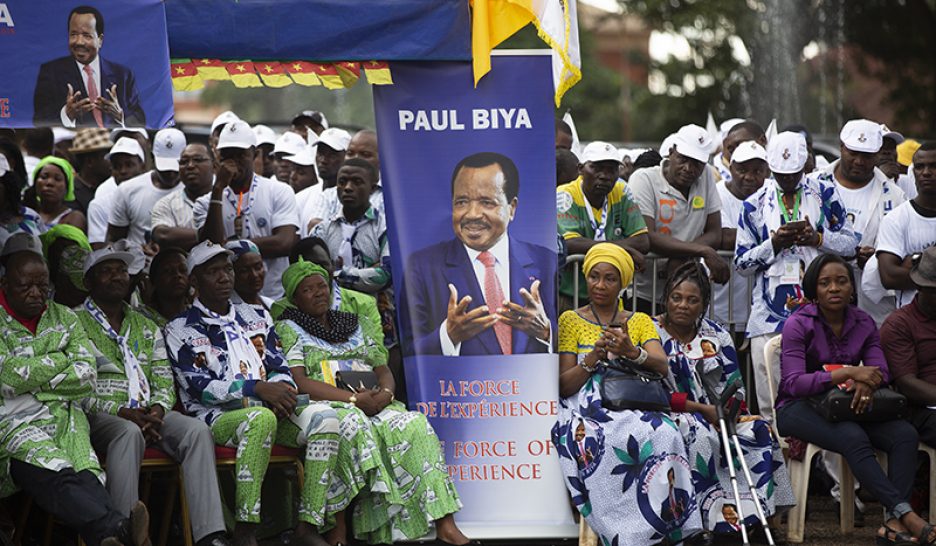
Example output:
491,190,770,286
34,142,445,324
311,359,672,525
348,394,358,406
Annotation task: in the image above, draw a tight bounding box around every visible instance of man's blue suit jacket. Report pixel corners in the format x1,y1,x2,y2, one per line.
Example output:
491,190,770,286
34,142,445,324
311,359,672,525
399,236,557,356
33,56,146,127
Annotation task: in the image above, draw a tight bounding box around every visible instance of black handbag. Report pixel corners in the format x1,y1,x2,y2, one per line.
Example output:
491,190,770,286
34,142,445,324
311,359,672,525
599,357,671,412
813,387,908,423
335,371,379,393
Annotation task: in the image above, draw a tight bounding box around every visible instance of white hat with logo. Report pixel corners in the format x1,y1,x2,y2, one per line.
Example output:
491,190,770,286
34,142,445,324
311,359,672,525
671,124,715,163
273,131,306,156
730,141,768,164
840,119,883,154
153,128,186,171
581,141,622,164
217,120,257,151
767,131,808,174
187,240,233,274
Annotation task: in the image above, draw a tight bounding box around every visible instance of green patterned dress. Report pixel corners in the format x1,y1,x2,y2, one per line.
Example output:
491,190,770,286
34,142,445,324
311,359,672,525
275,319,462,543
0,302,100,498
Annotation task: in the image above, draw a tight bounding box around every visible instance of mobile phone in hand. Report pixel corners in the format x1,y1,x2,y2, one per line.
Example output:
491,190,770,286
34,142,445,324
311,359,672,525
784,220,808,231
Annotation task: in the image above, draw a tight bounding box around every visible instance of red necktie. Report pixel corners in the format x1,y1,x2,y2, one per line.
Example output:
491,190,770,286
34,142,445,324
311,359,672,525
478,250,511,355
83,64,104,128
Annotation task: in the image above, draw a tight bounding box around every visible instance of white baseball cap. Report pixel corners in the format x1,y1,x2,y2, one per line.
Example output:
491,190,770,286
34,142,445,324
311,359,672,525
315,128,352,152
110,127,148,143
273,131,306,156
106,137,145,162
719,118,745,141
217,120,256,151
152,128,186,172
83,246,136,277
210,110,240,135
52,127,76,145
671,124,715,163
840,119,883,154
730,141,768,164
187,240,232,274
284,147,316,167
252,124,277,147
581,141,622,164
880,124,905,145
660,134,677,158
767,131,809,174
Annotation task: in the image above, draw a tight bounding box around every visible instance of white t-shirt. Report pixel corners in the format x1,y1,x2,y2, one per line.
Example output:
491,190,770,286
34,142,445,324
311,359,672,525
295,183,323,234
875,200,936,308
836,183,877,241
193,175,299,298
897,172,917,200
712,181,749,329
109,172,181,245
87,177,118,244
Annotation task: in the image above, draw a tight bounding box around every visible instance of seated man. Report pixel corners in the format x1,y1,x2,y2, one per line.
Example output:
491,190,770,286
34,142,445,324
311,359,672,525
882,246,936,446
78,246,230,546
0,233,149,546
166,241,336,546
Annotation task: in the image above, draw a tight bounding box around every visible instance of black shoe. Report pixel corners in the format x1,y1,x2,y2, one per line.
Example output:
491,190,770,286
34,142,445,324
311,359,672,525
196,532,233,546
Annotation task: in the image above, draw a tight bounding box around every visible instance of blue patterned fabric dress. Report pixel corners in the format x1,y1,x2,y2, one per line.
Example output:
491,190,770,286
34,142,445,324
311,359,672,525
552,310,703,545
655,317,795,533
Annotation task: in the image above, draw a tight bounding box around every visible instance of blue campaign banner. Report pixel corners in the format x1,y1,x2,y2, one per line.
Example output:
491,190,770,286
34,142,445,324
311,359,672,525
373,54,577,538
165,0,471,62
0,0,174,128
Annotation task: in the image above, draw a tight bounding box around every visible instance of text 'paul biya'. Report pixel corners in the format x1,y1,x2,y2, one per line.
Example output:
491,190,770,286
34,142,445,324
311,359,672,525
398,108,533,131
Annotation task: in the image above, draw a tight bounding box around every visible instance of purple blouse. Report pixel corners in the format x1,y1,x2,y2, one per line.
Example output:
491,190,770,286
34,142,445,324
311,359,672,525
776,303,890,408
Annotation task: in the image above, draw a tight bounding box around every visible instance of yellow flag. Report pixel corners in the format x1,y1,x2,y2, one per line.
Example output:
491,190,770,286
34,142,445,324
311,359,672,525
470,0,533,88
471,0,582,106
225,61,263,88
256,62,292,88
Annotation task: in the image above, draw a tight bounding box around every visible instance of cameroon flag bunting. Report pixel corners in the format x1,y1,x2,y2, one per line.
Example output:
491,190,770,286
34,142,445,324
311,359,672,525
363,61,393,85
284,61,322,86
225,61,263,88
170,59,204,91
310,63,344,89
256,62,292,87
194,59,230,80
336,62,361,87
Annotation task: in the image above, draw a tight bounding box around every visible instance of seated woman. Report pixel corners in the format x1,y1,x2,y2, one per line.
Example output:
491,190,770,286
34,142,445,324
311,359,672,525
653,261,794,539
32,156,85,233
226,240,274,310
776,254,935,545
551,243,703,545
274,259,471,546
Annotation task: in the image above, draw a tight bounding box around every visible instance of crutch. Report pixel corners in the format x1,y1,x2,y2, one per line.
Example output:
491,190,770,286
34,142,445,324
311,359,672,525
704,379,776,546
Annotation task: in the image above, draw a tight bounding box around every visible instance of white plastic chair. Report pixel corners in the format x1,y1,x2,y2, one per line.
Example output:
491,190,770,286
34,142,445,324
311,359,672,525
763,335,860,542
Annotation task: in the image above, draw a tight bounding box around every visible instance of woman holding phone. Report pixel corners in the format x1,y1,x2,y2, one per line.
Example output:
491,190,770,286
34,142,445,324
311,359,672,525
735,131,858,420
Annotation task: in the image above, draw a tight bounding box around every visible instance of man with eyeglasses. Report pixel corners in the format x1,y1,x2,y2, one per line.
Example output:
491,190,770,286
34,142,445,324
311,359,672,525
151,143,215,250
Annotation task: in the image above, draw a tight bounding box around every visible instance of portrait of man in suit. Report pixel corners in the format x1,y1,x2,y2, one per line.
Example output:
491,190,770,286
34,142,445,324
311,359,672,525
33,5,145,128
400,151,556,357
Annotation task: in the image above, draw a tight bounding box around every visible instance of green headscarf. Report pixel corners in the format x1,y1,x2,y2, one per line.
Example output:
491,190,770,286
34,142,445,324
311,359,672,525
60,245,90,291
32,156,76,202
40,224,91,258
282,258,329,303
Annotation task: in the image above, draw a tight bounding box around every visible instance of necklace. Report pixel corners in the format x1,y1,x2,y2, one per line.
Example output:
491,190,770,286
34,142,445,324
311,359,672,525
589,303,618,328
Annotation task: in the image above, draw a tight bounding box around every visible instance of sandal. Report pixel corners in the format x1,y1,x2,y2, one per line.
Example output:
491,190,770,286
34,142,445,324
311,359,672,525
919,523,936,546
876,524,914,545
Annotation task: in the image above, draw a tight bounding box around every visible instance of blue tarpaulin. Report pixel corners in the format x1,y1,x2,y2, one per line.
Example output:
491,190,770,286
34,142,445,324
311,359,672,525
165,0,471,61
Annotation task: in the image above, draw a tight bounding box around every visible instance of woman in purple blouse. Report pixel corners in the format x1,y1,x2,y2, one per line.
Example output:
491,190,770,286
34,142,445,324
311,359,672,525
776,254,934,545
